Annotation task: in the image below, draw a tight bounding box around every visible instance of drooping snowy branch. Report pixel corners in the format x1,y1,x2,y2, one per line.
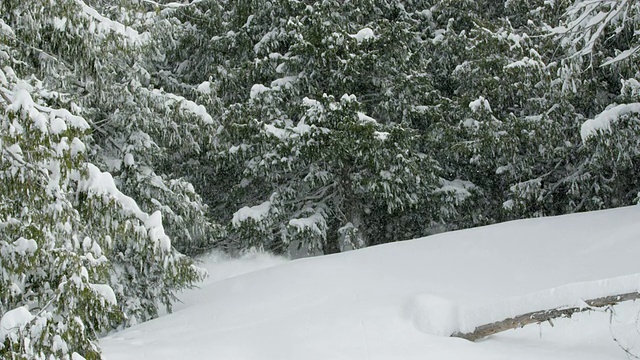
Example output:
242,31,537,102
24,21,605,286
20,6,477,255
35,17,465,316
76,0,150,45
552,0,639,65
580,103,640,141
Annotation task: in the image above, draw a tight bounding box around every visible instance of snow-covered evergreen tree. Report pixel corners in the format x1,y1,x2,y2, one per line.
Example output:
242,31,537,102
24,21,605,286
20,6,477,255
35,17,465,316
425,0,640,222
0,2,207,359
164,0,464,254
3,6,639,357
0,0,223,255
226,90,433,254
0,65,204,359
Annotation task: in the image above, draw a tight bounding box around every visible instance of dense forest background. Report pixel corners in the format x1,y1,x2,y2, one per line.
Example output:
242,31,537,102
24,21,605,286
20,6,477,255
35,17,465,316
1,0,639,358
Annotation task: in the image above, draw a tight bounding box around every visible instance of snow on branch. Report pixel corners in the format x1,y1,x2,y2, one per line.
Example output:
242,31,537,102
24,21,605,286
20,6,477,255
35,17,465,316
288,209,327,238
149,89,215,125
349,28,376,44
1,84,89,129
141,0,202,9
0,306,34,342
232,201,273,228
469,96,492,113
0,18,14,37
552,0,637,65
78,164,173,251
601,45,640,66
435,178,476,203
77,0,150,45
580,102,640,141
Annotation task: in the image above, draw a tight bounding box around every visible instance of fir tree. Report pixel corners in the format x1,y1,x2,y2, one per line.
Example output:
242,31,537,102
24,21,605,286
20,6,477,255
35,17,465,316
1,2,207,359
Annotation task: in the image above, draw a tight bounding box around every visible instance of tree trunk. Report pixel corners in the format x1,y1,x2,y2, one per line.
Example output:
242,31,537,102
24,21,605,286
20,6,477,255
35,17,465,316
323,222,341,254
451,292,640,341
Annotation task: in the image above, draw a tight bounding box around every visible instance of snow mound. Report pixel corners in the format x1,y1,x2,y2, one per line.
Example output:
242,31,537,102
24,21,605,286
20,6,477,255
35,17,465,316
166,249,288,313
406,294,460,336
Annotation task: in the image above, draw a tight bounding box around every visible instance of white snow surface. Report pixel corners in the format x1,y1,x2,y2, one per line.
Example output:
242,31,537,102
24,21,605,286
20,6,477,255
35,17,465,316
102,206,640,360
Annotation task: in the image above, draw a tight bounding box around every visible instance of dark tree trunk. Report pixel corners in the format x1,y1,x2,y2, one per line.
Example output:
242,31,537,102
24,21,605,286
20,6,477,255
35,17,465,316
323,224,341,254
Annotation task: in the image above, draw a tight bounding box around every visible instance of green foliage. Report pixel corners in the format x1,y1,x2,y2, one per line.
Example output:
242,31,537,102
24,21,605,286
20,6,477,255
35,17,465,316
0,78,118,359
147,0,636,253
225,90,434,253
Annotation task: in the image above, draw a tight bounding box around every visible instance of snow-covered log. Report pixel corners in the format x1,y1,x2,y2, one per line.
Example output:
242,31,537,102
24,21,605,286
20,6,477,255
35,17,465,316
452,292,640,341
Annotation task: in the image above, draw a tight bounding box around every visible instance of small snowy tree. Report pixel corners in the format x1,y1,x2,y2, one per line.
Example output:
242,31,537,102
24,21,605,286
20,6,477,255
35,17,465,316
0,74,120,360
225,91,433,254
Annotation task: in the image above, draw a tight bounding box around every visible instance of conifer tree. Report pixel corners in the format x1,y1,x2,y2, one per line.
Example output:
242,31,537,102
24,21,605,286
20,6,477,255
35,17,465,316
0,0,223,255
1,2,207,358
165,0,457,253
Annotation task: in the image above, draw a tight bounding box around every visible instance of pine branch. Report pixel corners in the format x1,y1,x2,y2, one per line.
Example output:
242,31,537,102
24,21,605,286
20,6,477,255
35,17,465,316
452,292,640,341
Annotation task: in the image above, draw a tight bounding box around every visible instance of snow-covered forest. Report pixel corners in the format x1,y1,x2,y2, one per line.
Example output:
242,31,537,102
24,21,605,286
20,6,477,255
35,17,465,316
0,0,639,358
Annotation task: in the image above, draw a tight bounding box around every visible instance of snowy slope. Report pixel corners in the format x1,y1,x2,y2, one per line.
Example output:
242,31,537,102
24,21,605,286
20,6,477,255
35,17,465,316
101,206,640,360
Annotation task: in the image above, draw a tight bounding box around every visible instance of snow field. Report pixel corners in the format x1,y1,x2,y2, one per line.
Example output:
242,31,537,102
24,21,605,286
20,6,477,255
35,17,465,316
102,205,640,359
